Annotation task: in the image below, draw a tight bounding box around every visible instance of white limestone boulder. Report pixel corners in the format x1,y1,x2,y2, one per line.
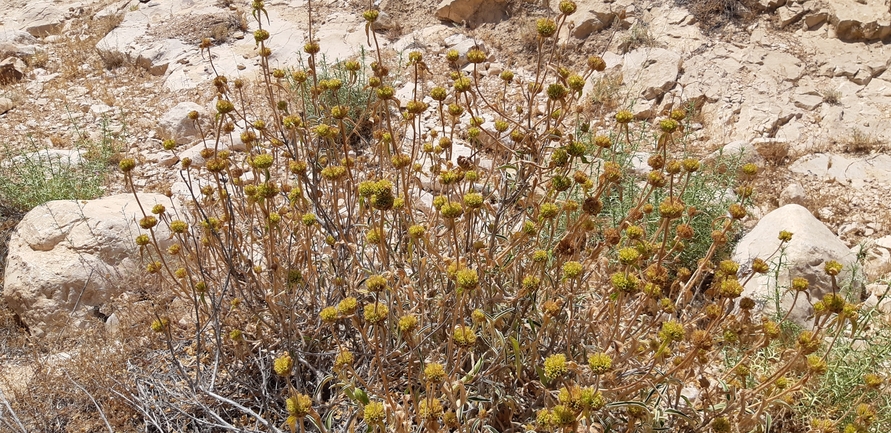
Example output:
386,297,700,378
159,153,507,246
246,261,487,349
435,0,509,28
622,47,681,101
157,101,206,144
20,1,67,37
2,194,181,337
733,204,862,326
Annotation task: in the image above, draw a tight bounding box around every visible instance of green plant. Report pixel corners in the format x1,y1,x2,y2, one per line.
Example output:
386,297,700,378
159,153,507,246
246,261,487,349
0,119,123,212
25,1,879,432
289,53,373,148
579,120,745,271
797,304,891,431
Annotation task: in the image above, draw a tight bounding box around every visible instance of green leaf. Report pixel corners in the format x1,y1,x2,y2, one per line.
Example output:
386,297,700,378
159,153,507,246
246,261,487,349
462,354,485,383
662,408,693,424
353,388,370,405
510,337,522,377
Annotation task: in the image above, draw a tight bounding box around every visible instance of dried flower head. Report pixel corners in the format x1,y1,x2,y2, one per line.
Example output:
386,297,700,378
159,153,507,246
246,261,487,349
588,55,606,71
424,362,447,384
452,325,477,347
825,260,843,276
543,354,568,381
273,353,293,376
587,352,612,375
286,394,313,417
363,303,389,324
536,18,557,37
398,314,418,333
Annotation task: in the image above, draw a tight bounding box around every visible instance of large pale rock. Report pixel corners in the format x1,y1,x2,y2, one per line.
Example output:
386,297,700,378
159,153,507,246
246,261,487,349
705,140,765,166
792,91,822,110
790,154,891,184
2,194,180,337
0,30,39,59
392,24,454,53
733,204,862,326
435,0,509,27
20,1,66,37
556,0,636,39
157,101,206,143
161,6,375,90
622,48,681,101
760,51,803,82
827,0,891,42
568,8,617,39
0,97,14,114
755,0,787,12
96,1,237,77
777,3,808,28
804,11,828,29
443,33,487,67
779,182,807,207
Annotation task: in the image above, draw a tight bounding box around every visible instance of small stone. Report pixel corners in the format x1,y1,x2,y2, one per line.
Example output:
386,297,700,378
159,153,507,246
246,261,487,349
0,97,15,114
0,57,26,84
779,182,806,206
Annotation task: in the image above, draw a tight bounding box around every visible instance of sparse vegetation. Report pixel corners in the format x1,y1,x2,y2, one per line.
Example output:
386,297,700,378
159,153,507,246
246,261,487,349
842,128,883,154
0,122,123,213
821,87,842,105
619,22,657,53
586,70,624,109
756,140,791,166
210,22,232,44
25,50,49,69
677,0,757,29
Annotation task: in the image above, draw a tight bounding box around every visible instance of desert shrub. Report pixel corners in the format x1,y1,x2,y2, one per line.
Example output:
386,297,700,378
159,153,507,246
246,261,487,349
289,54,373,148
676,0,757,29
794,304,891,431
111,1,883,432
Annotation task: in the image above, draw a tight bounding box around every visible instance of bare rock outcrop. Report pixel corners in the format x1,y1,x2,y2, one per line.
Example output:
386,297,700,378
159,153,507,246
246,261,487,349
0,97,15,114
0,30,39,60
826,0,891,42
20,1,67,37
600,47,681,118
157,101,206,144
435,0,509,27
2,194,179,337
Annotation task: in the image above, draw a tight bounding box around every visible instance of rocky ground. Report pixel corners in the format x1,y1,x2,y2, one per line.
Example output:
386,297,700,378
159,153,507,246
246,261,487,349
3,0,891,276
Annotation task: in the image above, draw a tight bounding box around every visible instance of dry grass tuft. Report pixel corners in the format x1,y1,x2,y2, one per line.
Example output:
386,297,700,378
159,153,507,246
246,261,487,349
619,22,657,53
587,70,624,109
26,50,49,69
756,140,790,166
677,0,757,29
842,129,883,154
821,87,842,105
